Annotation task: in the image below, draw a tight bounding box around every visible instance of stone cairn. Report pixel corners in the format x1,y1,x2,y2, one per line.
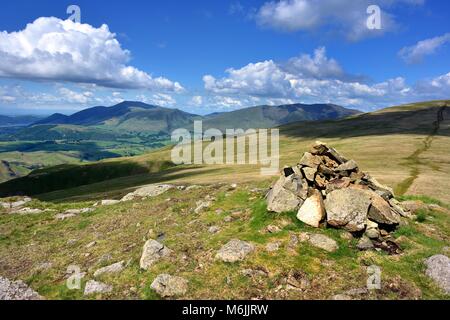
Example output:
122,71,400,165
267,141,408,252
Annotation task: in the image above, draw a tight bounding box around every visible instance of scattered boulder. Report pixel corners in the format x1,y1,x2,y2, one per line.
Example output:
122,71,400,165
297,189,325,228
424,255,450,294
84,280,113,295
140,239,172,270
121,184,174,202
216,239,255,263
55,213,77,220
308,233,339,253
94,261,125,277
11,208,43,215
97,200,120,206
325,188,371,232
150,274,188,298
0,277,43,300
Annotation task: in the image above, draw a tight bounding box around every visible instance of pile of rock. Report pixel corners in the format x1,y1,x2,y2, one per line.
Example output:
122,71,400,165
267,142,408,248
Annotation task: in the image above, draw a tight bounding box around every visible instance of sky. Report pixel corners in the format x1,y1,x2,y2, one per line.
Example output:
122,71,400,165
0,0,449,115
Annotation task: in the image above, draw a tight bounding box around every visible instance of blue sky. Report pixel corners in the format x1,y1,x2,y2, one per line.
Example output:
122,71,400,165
0,0,449,115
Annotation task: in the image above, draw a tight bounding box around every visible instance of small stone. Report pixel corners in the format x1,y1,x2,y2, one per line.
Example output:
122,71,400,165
208,226,220,234
340,231,354,240
266,241,282,252
308,234,339,253
224,216,233,223
335,160,359,172
365,228,380,239
216,239,255,263
100,200,120,206
357,236,374,250
84,280,112,295
151,274,188,298
266,225,281,233
94,261,125,277
86,241,97,249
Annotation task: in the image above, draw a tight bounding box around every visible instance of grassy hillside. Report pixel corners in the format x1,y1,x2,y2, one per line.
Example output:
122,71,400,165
0,100,449,300
1,100,448,203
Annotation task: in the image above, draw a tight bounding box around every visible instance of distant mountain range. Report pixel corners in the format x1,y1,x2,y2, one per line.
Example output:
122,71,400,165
0,115,43,127
30,101,360,135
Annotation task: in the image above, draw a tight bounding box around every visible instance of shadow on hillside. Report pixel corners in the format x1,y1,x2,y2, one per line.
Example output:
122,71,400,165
280,106,450,139
33,165,223,203
0,159,175,198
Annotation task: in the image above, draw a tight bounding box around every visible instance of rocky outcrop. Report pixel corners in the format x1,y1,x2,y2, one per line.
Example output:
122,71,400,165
267,141,406,249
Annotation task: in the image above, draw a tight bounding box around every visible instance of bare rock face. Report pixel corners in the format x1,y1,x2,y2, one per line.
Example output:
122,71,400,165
325,188,371,232
151,274,188,298
297,190,325,228
0,277,43,300
140,239,172,270
216,239,255,263
424,255,450,294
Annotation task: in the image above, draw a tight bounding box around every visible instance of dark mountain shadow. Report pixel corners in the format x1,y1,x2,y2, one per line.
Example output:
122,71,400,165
280,105,450,139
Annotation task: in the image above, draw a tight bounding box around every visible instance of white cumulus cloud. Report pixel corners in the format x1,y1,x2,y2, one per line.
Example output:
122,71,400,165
399,33,450,64
0,17,184,92
255,0,424,41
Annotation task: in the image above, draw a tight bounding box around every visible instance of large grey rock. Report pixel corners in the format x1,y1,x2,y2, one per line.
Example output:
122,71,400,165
121,184,174,202
325,188,371,232
84,280,113,295
0,277,43,300
94,261,126,277
297,190,325,228
216,239,255,263
308,233,339,252
151,274,188,298
389,198,411,218
367,191,400,225
140,240,172,270
424,255,450,294
266,173,307,213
